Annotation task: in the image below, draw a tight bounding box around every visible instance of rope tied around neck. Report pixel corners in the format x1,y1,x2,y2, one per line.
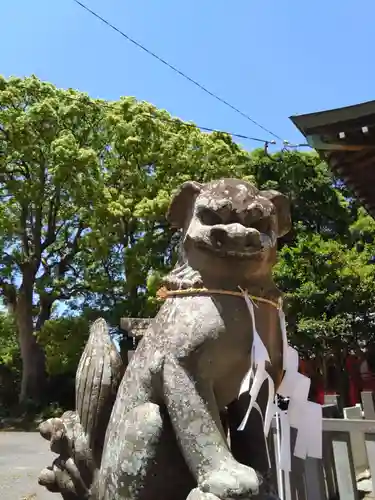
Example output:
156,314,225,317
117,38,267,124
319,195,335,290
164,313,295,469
156,286,282,309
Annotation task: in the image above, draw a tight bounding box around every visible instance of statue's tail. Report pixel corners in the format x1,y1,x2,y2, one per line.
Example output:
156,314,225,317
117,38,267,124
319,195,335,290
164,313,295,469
38,318,124,499
75,317,124,465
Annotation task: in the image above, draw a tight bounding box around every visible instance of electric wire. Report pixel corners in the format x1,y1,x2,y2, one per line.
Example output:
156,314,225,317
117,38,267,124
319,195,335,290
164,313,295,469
56,90,274,144
71,0,284,142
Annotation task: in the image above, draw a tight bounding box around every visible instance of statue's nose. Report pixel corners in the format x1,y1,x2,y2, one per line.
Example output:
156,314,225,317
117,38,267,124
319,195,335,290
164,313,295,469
210,226,229,248
244,228,262,250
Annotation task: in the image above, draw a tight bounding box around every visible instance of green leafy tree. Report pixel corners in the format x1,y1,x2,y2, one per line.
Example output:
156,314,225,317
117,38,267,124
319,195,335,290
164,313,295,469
0,311,18,366
0,75,108,403
0,75,255,404
252,149,353,242
36,316,90,377
2,75,375,408
274,233,375,353
350,206,375,253
0,312,21,409
66,99,256,325
253,150,375,352
274,230,375,405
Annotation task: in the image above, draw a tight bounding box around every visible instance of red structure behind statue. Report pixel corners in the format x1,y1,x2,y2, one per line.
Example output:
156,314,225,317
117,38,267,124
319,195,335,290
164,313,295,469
300,351,375,406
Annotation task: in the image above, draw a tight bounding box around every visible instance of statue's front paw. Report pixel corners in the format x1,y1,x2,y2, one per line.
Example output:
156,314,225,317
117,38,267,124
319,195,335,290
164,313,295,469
38,467,59,492
199,460,261,498
39,411,79,455
39,460,82,500
39,466,77,499
39,417,65,441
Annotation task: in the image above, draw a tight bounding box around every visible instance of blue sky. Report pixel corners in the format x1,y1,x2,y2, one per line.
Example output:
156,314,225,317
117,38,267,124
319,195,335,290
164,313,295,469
2,0,375,151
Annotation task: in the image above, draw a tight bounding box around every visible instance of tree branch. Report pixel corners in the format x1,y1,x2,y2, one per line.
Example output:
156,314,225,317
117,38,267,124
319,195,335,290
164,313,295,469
53,283,91,301
35,295,54,331
32,163,46,262
41,187,61,251
57,223,85,277
20,201,30,257
20,160,31,180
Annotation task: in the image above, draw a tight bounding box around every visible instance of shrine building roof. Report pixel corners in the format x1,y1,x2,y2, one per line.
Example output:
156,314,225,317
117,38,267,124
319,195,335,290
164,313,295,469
290,100,375,218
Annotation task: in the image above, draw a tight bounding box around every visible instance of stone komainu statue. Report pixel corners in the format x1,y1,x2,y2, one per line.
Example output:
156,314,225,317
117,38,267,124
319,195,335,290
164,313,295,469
38,178,291,500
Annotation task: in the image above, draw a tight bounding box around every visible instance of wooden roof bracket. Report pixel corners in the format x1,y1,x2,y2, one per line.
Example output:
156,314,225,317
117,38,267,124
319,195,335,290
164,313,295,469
307,134,375,152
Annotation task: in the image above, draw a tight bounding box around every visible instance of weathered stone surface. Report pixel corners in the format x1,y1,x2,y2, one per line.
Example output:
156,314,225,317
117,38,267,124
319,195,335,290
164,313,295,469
38,318,123,499
39,178,290,500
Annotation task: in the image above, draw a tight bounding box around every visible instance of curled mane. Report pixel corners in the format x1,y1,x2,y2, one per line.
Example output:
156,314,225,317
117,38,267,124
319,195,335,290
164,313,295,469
162,240,203,290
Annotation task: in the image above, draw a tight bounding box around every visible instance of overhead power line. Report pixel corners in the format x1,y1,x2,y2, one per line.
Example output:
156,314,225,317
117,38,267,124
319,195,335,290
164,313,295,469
71,0,283,142
50,90,271,143
142,112,271,143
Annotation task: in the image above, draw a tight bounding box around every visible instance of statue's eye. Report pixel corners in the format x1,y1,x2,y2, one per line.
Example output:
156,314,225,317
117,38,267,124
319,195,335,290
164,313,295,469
199,208,222,226
244,206,263,228
252,218,270,234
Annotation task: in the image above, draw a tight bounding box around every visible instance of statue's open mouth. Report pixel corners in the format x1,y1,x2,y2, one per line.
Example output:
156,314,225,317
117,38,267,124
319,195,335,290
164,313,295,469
197,241,263,259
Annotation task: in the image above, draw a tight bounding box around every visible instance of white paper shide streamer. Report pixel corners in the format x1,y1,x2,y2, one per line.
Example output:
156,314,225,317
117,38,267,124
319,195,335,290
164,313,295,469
238,292,322,472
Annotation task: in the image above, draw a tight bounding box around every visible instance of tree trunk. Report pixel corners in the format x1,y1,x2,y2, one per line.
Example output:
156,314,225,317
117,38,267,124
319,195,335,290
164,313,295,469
16,283,47,406
18,325,46,405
